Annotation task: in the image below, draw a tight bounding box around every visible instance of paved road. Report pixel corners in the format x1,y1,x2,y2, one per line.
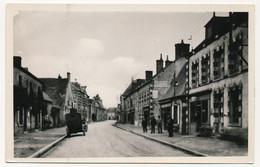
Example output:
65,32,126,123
42,120,192,157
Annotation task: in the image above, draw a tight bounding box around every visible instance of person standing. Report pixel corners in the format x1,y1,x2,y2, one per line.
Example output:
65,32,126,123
142,118,147,133
167,117,174,137
157,115,163,134
151,116,156,134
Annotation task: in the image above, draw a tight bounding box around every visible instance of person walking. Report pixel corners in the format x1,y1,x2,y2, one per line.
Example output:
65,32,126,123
142,118,147,133
167,117,174,137
151,116,156,134
157,115,163,134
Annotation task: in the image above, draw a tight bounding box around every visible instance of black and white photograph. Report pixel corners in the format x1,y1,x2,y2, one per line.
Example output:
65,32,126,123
5,3,254,163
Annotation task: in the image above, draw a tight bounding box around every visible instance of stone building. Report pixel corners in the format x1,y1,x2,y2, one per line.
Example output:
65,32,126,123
187,12,248,140
13,56,44,134
93,94,106,121
121,79,145,124
40,72,74,126
71,82,90,121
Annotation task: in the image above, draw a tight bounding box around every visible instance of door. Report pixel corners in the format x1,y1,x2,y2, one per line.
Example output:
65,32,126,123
195,103,202,132
143,107,150,127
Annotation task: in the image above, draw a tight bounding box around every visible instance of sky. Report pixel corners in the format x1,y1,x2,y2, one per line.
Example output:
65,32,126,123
13,6,228,108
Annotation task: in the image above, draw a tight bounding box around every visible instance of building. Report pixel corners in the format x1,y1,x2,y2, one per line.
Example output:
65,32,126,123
187,12,248,140
13,56,44,135
121,79,145,124
71,82,90,121
106,107,117,120
93,94,106,121
42,91,55,129
158,41,190,134
40,72,74,126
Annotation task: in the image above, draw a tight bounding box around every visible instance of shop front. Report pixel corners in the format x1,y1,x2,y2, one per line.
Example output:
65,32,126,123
189,89,211,135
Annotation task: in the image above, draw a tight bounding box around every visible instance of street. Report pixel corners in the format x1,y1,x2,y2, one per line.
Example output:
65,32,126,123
42,120,192,157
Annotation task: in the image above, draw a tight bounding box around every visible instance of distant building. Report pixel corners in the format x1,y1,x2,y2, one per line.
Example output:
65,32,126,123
93,94,106,121
121,79,145,124
106,107,117,120
13,56,44,135
40,72,74,126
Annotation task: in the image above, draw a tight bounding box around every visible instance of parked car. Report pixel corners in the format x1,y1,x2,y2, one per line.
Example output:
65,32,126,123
65,109,86,137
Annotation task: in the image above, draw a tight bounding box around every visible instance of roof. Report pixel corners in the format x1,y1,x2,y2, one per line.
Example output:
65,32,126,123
14,65,43,84
106,107,116,113
122,79,145,97
159,64,187,102
204,16,229,28
43,92,53,102
40,78,69,107
95,100,105,109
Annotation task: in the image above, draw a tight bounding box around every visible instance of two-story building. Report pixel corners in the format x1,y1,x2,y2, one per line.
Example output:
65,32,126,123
188,12,248,141
13,56,44,134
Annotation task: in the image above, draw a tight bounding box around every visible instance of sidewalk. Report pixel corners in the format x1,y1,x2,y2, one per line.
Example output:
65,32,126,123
114,123,248,156
14,127,66,158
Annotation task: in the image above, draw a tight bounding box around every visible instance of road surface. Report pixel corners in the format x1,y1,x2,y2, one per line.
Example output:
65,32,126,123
42,120,192,157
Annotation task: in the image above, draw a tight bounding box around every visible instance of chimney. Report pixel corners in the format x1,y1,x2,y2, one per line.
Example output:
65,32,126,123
145,71,153,81
14,56,22,67
156,53,164,74
175,40,190,60
24,67,29,71
165,55,172,67
58,74,62,79
67,72,71,81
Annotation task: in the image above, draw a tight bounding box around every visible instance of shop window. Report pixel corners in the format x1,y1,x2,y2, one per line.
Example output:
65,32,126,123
228,85,242,126
191,62,199,87
228,34,243,75
201,54,210,84
213,46,224,80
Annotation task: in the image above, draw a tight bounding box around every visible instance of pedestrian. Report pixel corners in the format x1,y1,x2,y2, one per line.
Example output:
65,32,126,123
157,115,163,134
142,118,147,133
150,116,156,134
167,117,174,137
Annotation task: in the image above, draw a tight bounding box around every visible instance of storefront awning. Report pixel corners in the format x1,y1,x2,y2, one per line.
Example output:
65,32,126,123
189,88,212,97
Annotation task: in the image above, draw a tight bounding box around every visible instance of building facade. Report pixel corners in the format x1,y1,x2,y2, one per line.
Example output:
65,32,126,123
40,72,74,126
13,56,44,135
188,12,248,140
71,82,90,121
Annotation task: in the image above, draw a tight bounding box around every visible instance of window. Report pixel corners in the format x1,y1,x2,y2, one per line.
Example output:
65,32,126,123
201,54,210,84
19,75,22,88
29,82,33,95
213,89,224,132
18,107,23,125
191,61,199,87
228,34,243,75
228,85,242,126
213,46,224,80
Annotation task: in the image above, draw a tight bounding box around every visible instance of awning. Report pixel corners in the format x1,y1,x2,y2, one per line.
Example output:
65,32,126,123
189,88,212,97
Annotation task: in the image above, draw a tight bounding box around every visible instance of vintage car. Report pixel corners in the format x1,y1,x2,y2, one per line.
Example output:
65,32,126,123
65,109,87,137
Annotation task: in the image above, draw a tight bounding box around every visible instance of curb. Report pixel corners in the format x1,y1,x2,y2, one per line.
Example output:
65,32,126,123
27,135,67,158
113,124,208,157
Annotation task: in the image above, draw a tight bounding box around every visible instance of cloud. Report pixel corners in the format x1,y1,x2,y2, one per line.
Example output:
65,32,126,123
75,38,104,58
